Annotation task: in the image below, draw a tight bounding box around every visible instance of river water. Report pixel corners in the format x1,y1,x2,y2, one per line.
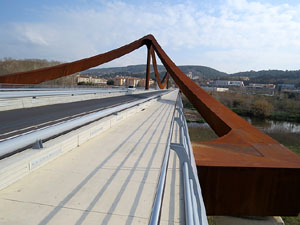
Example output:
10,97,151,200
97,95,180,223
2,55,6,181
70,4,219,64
187,117,300,153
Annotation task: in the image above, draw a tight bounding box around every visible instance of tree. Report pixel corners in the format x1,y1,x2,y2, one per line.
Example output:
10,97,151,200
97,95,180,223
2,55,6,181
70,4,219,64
107,80,114,85
251,99,273,118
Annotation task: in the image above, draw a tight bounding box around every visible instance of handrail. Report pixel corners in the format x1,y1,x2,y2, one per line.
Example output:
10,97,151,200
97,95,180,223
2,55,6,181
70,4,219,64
183,162,195,225
148,92,177,225
149,92,208,225
175,94,208,225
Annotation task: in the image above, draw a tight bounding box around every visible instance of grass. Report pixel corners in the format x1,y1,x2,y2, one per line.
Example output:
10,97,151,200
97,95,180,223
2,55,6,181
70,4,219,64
207,216,216,225
188,125,217,142
282,214,300,225
287,146,300,155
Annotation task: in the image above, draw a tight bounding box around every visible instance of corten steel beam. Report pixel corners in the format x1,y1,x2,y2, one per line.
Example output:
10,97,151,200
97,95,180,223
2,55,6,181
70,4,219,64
150,47,169,89
161,72,169,85
1,35,300,216
145,45,151,90
0,37,150,84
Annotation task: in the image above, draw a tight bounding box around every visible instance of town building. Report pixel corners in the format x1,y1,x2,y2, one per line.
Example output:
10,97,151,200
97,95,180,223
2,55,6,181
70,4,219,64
228,81,244,87
239,76,250,81
213,80,230,86
113,76,155,87
77,75,90,83
202,86,229,92
187,72,193,79
114,76,127,86
278,84,296,89
76,75,107,85
249,83,276,89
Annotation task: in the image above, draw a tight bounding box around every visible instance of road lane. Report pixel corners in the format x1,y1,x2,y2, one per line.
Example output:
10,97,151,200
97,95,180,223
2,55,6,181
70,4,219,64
0,91,167,141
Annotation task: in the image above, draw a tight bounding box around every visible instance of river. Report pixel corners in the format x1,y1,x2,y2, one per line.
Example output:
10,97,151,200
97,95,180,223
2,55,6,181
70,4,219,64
188,117,300,155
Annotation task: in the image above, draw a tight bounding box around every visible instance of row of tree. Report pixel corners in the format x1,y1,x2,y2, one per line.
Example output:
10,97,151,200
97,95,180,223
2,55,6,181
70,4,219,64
0,58,77,87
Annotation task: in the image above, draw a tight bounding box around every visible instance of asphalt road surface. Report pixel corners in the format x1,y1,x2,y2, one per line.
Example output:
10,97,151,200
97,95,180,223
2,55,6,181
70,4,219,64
0,90,167,141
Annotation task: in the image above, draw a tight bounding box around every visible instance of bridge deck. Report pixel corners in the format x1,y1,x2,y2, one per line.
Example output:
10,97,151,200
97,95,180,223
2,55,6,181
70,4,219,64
0,90,184,225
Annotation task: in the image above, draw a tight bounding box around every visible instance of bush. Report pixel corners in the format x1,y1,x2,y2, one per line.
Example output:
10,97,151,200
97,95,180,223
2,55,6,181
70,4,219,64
251,99,273,118
107,80,114,85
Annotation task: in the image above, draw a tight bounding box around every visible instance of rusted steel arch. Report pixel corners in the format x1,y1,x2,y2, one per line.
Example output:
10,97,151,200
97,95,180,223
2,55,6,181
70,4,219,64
1,34,300,216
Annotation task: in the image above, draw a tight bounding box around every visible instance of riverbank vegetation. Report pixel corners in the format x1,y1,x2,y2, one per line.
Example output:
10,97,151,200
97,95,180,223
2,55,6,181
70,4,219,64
212,91,300,122
182,91,300,122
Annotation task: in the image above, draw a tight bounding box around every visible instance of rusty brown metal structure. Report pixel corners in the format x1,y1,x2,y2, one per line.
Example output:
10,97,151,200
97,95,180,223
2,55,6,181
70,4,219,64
1,34,300,216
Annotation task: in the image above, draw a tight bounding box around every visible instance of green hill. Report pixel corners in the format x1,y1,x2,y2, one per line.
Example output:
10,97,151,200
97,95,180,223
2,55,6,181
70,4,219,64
230,70,300,85
1,58,299,86
82,64,227,79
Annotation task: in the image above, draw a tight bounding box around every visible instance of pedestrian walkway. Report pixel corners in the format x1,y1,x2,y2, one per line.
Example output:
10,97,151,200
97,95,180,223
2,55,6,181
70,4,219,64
0,90,184,225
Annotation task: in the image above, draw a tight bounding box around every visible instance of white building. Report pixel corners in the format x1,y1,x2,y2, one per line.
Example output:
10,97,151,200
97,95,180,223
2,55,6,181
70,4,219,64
228,81,244,87
214,80,230,86
187,72,193,79
77,75,107,84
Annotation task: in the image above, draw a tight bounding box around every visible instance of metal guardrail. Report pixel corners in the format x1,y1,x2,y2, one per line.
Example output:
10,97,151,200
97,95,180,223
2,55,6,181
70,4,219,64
0,88,129,98
149,92,208,225
0,93,163,158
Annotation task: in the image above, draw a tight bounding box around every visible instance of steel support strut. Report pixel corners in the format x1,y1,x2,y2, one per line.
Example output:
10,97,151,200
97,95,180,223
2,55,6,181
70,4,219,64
150,47,169,89
145,45,151,90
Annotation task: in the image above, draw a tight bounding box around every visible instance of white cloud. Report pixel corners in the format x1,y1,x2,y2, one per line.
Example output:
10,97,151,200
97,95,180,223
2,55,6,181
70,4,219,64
1,0,300,72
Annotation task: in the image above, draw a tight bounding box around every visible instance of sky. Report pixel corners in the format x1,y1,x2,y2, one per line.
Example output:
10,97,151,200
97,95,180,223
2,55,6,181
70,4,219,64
1,0,300,73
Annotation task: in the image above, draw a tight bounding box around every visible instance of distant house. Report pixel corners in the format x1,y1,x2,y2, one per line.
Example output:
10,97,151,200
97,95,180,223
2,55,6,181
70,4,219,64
213,80,230,86
90,77,107,84
76,75,107,84
113,76,154,87
186,72,193,79
239,76,250,81
211,80,244,87
114,76,127,86
249,83,275,89
228,81,244,87
77,75,90,83
201,86,229,92
126,77,138,86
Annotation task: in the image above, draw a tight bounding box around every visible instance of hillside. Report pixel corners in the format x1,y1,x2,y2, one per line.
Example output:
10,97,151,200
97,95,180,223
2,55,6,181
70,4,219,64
1,58,299,86
230,70,300,85
0,58,77,86
0,58,61,75
82,64,228,80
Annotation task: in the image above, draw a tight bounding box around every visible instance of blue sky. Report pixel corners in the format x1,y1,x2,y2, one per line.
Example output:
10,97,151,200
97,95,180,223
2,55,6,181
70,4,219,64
1,0,300,73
